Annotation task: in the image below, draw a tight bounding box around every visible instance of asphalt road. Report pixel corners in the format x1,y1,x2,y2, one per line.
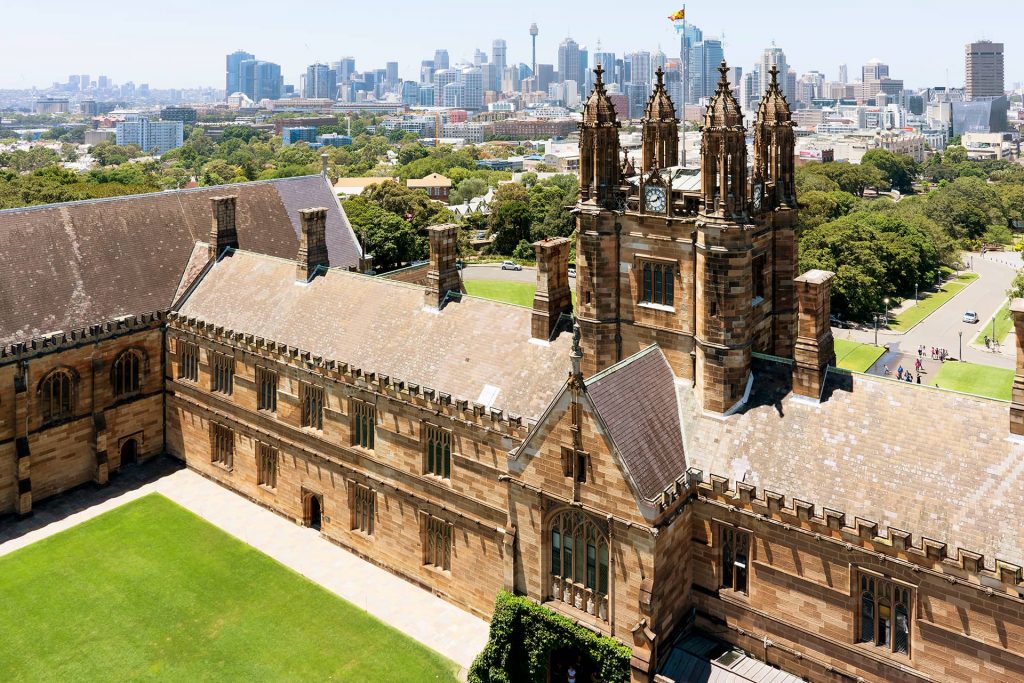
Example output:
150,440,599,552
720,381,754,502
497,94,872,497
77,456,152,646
834,252,1017,370
462,264,576,286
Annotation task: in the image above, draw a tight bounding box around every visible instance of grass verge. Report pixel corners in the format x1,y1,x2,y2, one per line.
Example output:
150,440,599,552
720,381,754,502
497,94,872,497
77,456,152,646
929,361,1013,401
464,280,577,309
834,339,886,373
974,299,1013,346
0,494,458,682
890,273,979,333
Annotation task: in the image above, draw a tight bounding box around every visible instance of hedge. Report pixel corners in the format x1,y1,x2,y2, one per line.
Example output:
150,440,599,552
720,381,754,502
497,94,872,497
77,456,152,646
469,591,631,683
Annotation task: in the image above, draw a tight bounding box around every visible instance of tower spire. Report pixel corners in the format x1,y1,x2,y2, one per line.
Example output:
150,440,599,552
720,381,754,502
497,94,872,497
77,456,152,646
641,66,679,171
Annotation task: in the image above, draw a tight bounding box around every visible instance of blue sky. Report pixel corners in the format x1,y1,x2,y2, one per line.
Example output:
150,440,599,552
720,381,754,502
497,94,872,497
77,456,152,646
2,0,1019,90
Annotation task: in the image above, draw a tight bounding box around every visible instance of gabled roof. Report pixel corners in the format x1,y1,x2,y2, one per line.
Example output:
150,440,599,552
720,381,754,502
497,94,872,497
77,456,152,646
174,249,570,419
586,346,687,501
407,173,452,188
0,175,360,347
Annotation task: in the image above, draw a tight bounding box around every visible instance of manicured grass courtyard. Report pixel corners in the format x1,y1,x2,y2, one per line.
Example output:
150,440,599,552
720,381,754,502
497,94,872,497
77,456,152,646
929,361,1013,401
890,272,978,332
465,280,577,309
974,299,1013,346
834,339,885,373
0,494,458,682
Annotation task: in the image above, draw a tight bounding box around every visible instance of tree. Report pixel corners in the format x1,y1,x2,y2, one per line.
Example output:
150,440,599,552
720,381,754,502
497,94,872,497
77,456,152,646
797,190,856,229
489,200,532,255
449,177,488,205
924,176,1006,240
342,197,421,271
362,180,454,228
862,149,918,194
1008,269,1024,300
512,239,534,261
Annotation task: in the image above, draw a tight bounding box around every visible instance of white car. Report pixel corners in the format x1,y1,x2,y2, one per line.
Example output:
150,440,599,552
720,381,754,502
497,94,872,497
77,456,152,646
567,267,576,278
500,260,522,271
962,311,979,324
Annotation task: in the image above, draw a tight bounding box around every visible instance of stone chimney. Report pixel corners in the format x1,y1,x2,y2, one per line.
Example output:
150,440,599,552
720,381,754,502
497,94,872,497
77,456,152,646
792,269,836,400
320,153,329,178
297,208,330,282
424,224,461,309
208,195,238,260
531,237,572,340
1010,299,1024,436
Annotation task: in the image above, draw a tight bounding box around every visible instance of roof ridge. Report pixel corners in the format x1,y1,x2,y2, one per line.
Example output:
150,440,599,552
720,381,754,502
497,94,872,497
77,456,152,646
585,344,662,386
0,174,324,215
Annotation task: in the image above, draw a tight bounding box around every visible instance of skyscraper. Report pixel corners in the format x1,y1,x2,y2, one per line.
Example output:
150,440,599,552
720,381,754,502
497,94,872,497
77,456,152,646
433,68,459,106
433,49,449,71
333,57,356,84
965,40,1004,99
461,66,484,109
492,39,507,74
628,51,652,87
558,37,581,96
226,50,255,97
304,63,337,99
760,45,791,102
239,59,283,101
385,62,399,92
689,40,724,101
838,64,848,85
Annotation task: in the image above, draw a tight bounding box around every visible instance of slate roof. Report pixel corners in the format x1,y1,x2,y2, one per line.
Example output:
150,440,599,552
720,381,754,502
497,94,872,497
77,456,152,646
174,249,570,419
586,346,687,501
0,175,360,347
680,358,1024,568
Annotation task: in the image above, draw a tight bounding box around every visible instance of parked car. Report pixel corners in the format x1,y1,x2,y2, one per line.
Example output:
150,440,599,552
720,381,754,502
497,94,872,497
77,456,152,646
501,260,522,271
567,267,576,278
962,311,979,324
829,315,855,329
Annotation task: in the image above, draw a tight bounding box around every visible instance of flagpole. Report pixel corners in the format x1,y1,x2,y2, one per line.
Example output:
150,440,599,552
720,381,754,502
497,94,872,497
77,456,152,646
681,9,687,167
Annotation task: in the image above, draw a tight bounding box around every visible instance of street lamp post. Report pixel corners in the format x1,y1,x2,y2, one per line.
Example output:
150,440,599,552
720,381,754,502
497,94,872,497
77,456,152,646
873,314,879,346
959,330,963,361
915,283,919,303
883,298,890,325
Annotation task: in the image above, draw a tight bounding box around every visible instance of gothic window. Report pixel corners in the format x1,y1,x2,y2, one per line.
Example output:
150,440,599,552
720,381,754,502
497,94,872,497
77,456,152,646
752,253,767,302
640,260,674,307
210,422,234,469
256,367,278,413
177,340,198,382
423,514,452,571
351,398,375,450
351,483,375,536
39,368,75,424
858,573,912,657
211,351,234,395
111,349,143,397
257,442,277,489
424,423,452,479
719,525,750,595
549,510,610,620
301,382,324,430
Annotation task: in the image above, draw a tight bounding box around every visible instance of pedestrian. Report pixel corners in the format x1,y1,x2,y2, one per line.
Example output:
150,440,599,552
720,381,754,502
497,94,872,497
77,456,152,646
985,335,990,349
897,365,904,380
883,364,890,376
916,374,921,384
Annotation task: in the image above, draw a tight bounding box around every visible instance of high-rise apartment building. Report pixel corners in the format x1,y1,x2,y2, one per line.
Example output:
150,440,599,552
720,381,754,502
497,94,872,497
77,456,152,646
760,45,791,103
304,63,337,99
965,40,1004,99
558,37,581,96
461,66,484,109
226,50,255,96
433,68,460,106
239,59,283,101
433,49,449,71
115,116,183,155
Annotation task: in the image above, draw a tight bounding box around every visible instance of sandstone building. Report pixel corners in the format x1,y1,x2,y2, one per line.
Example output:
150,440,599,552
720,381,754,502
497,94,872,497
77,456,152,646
3,65,1024,683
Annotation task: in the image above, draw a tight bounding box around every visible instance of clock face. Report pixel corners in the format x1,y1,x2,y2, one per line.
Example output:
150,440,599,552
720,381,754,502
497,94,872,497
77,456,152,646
644,186,666,213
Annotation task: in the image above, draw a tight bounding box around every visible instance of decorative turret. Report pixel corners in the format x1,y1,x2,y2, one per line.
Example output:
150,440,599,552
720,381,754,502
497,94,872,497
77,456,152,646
700,61,747,219
578,64,621,208
753,65,796,209
641,67,679,171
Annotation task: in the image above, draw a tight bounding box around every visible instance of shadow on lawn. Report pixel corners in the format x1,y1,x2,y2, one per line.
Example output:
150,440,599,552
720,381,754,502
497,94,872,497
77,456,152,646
0,455,184,546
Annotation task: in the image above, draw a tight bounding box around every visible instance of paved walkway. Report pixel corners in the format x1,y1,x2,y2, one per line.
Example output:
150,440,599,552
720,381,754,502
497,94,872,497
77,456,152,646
0,459,489,675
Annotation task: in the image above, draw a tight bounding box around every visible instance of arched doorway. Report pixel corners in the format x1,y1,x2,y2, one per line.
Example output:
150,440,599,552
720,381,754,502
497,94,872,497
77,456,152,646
120,438,138,468
308,494,322,530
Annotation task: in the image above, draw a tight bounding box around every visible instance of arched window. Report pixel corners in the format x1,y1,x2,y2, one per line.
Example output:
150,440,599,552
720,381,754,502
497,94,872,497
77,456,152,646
111,349,144,397
39,368,75,424
857,572,912,657
549,510,609,620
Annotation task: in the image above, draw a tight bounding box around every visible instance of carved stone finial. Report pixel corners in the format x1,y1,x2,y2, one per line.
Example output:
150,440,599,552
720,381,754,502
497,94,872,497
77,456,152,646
718,60,730,88
570,316,583,382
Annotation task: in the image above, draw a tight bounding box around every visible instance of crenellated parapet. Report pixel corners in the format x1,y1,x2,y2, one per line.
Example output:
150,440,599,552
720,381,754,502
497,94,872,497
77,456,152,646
658,467,1024,599
166,312,530,440
0,312,166,366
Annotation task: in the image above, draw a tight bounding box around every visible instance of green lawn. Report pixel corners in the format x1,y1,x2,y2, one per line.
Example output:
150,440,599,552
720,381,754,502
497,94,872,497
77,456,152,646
929,361,1013,401
834,339,885,373
890,273,979,332
0,494,457,682
974,299,1013,345
464,279,536,307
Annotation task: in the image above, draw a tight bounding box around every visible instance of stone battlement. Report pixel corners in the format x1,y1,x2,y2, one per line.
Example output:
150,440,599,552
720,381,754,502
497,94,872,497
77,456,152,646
0,312,166,365
660,467,1024,599
167,312,530,439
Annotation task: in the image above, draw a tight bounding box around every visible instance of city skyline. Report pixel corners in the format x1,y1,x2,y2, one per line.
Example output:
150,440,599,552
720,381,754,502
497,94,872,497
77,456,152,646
2,0,1021,91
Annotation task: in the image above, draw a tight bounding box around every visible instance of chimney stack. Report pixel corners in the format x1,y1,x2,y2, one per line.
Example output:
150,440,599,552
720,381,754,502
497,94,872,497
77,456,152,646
297,207,330,282
209,195,238,260
320,153,329,178
792,269,836,400
1009,299,1024,436
424,224,461,309
531,237,572,340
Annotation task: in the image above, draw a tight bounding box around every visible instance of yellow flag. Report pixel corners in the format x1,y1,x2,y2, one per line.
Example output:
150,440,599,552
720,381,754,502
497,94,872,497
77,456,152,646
668,9,685,21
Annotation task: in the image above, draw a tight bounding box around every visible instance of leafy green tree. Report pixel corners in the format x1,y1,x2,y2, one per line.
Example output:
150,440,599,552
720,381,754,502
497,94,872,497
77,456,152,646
449,177,488,205
489,200,532,255
862,149,918,194
1008,270,1024,300
0,146,62,172
924,176,1006,240
361,180,454,228
512,239,535,261
342,197,422,271
797,190,857,229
